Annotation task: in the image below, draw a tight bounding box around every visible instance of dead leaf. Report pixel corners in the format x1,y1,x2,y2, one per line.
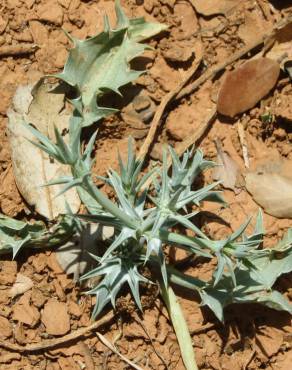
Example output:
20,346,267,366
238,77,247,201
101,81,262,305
245,159,292,218
9,273,34,298
189,0,238,16
41,299,70,336
7,82,80,220
213,138,241,192
217,58,280,117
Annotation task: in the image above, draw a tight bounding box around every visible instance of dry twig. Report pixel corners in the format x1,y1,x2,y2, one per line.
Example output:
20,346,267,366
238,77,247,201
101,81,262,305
137,48,203,160
0,44,38,57
0,311,115,353
190,322,218,335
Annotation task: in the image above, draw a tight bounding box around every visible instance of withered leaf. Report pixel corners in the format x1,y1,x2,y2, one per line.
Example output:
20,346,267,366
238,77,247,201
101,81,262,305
7,82,80,220
217,58,280,117
9,273,34,298
246,159,292,218
213,139,241,192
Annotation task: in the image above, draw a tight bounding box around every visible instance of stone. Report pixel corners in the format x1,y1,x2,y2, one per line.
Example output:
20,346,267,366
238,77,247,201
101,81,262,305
41,299,70,335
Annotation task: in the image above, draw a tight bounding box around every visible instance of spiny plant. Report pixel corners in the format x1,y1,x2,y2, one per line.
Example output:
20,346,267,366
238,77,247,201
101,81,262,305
23,126,292,322
2,126,291,369
24,122,292,370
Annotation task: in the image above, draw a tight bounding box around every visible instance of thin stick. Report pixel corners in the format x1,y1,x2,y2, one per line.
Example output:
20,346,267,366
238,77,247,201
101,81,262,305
0,44,38,57
96,332,144,370
190,322,218,335
137,50,203,161
0,311,115,353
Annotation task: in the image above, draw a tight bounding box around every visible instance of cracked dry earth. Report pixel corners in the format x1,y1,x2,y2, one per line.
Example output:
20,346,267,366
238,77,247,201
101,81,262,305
0,0,292,369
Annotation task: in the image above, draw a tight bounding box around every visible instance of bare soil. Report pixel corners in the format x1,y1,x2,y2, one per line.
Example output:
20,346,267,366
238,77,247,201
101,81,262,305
0,0,291,369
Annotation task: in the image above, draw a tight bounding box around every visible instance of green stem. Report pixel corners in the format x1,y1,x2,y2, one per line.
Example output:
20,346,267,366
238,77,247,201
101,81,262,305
160,282,198,370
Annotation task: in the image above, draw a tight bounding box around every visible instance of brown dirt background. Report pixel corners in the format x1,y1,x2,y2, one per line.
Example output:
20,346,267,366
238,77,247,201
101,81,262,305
0,0,292,369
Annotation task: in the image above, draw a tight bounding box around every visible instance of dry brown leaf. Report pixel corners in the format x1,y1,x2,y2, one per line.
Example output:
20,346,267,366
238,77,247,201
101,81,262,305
217,58,280,117
213,138,241,192
189,0,238,16
245,159,292,218
7,82,80,219
9,273,34,298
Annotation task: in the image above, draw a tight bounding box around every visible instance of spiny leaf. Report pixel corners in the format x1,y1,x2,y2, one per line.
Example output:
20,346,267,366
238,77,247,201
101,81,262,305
0,214,76,258
52,0,167,128
82,255,150,318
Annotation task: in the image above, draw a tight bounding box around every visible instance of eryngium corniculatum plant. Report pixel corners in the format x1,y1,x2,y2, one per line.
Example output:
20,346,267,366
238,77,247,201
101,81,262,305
25,124,292,322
